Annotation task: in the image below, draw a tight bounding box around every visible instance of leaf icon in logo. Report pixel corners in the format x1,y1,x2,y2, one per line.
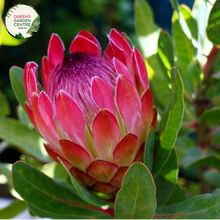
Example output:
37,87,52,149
15,33,25,39
26,15,40,35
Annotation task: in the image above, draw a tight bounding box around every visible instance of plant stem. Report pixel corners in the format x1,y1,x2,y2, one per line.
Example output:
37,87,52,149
194,46,219,193
194,84,210,194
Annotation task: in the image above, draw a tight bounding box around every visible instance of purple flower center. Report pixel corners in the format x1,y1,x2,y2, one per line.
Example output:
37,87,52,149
48,52,117,123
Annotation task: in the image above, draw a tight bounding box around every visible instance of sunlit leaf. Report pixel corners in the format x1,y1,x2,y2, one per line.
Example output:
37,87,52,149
0,141,7,154
135,0,171,109
1,23,26,46
0,17,3,45
172,9,197,94
0,0,4,15
181,5,198,41
0,199,27,219
0,162,12,184
193,0,213,61
40,162,69,182
0,0,4,45
157,31,174,80
134,0,160,58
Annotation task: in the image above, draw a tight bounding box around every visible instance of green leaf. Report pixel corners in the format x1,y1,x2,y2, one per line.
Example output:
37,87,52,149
144,127,154,171
157,31,174,80
40,162,69,182
165,184,187,205
148,59,171,109
58,158,110,207
17,105,33,128
115,162,156,219
20,155,42,168
175,136,195,165
211,132,220,152
170,1,199,60
187,180,200,195
9,66,27,110
169,0,179,11
199,106,220,123
212,71,220,79
207,0,220,47
172,9,197,94
0,90,10,117
171,2,199,57
0,162,12,184
152,67,184,176
180,5,198,41
0,141,7,154
135,0,171,109
12,161,113,219
0,199,27,219
187,60,202,90
188,156,220,172
134,0,160,59
155,149,178,207
0,117,49,162
203,169,220,188
155,189,220,218
178,5,204,88
183,147,202,168
193,0,213,61
28,204,113,220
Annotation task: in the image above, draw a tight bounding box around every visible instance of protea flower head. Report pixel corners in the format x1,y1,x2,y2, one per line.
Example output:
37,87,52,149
24,29,157,195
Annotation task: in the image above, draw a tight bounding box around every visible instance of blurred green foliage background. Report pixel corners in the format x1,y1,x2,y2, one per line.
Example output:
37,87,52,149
0,0,195,166
0,0,195,118
0,0,136,118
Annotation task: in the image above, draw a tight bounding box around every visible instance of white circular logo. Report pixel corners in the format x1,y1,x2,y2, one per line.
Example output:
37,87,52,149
5,4,40,39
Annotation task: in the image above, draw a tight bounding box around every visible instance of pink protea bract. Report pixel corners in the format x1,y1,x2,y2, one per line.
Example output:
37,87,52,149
23,29,157,195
